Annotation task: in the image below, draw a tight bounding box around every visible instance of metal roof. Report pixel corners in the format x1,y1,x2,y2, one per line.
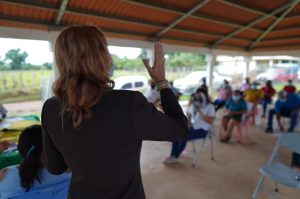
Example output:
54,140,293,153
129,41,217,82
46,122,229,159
0,0,300,52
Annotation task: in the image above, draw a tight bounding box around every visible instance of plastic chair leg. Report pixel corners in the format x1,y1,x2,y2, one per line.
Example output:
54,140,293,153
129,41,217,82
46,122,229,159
209,135,215,161
252,175,265,199
192,139,206,168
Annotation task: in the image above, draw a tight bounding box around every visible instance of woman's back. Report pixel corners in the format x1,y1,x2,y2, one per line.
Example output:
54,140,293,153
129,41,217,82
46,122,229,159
42,89,187,199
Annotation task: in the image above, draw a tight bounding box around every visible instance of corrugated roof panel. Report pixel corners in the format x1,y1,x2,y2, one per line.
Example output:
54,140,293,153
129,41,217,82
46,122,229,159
67,0,178,25
0,2,56,21
265,28,300,39
253,18,274,30
41,0,60,5
221,38,251,47
235,30,261,40
275,16,300,29
256,38,300,47
163,30,217,43
150,0,199,10
287,2,300,15
176,17,235,35
226,0,289,12
63,13,160,35
197,1,258,24
0,20,48,30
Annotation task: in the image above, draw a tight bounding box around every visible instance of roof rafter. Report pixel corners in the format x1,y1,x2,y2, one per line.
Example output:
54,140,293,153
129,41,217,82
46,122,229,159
0,0,253,43
121,0,263,33
55,0,69,25
248,0,300,49
212,2,292,46
156,0,210,37
0,14,244,50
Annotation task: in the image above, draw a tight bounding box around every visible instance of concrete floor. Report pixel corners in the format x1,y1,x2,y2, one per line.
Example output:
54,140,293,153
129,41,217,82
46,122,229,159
140,120,299,199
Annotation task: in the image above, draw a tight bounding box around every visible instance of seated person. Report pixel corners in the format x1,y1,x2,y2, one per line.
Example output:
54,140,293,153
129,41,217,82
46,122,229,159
220,90,247,142
244,82,263,123
163,88,215,164
214,80,232,111
198,77,208,94
265,91,300,133
261,80,276,118
144,79,160,106
240,77,251,92
169,81,182,101
283,79,296,94
0,125,71,198
0,104,7,119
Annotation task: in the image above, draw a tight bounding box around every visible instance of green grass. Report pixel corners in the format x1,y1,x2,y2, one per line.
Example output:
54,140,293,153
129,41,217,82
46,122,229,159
0,70,52,103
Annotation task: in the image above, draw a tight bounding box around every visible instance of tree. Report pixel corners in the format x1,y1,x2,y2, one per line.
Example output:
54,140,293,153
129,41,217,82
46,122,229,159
42,62,52,70
166,52,206,69
5,48,28,70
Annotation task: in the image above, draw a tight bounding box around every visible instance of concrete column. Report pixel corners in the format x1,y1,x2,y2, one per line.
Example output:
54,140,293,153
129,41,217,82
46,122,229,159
206,53,216,96
244,57,251,79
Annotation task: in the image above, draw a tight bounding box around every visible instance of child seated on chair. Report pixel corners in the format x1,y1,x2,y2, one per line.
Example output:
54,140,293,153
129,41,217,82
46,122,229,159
163,88,215,164
0,125,71,198
220,90,247,142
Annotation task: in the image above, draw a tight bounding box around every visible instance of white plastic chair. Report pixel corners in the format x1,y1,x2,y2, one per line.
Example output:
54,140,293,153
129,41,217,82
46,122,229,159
252,133,300,199
191,128,215,168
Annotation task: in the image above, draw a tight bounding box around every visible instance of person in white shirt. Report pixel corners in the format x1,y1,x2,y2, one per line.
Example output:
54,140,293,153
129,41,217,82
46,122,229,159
164,88,215,164
144,79,160,105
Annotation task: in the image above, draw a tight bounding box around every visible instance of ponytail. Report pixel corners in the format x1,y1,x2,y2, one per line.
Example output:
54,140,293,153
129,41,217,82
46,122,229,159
17,125,43,192
19,146,43,192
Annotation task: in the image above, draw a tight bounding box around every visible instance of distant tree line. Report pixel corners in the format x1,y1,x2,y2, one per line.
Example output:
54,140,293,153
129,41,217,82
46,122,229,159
0,48,206,71
0,48,52,70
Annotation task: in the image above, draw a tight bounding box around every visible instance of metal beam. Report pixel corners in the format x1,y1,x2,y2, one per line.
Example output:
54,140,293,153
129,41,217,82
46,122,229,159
0,14,245,49
248,0,300,49
212,2,292,46
121,0,263,33
0,0,253,43
55,0,69,25
156,0,210,36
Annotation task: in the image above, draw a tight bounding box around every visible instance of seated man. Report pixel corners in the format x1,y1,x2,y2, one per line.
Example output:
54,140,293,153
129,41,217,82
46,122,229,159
0,125,70,198
265,91,300,133
244,82,264,124
261,80,276,118
240,77,251,93
283,79,296,94
220,90,247,142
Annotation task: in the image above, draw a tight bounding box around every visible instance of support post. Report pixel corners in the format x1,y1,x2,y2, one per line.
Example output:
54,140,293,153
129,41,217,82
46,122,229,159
206,53,216,96
244,57,251,79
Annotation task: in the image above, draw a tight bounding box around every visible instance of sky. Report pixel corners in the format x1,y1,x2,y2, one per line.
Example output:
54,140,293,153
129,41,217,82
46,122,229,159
0,38,142,65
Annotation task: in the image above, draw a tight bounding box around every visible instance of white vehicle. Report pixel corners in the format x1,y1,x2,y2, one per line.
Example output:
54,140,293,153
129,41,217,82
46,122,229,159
114,75,149,93
173,71,232,94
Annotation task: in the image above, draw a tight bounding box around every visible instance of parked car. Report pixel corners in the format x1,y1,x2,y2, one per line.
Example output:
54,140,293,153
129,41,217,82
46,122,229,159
173,71,232,95
114,75,149,93
256,67,298,83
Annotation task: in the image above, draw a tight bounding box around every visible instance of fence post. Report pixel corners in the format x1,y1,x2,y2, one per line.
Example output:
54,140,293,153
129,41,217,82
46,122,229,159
32,72,36,87
19,73,24,87
2,73,7,90
12,74,17,88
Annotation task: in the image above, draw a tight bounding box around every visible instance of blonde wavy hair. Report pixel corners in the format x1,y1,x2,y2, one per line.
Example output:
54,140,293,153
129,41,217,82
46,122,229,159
52,26,113,128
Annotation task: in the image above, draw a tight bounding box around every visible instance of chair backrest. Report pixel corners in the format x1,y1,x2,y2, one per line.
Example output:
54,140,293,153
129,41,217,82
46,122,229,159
9,180,69,199
279,133,300,154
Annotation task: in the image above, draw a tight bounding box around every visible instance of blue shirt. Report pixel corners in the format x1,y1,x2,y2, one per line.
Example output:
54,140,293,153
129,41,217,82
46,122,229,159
225,98,247,112
0,166,71,199
274,93,300,113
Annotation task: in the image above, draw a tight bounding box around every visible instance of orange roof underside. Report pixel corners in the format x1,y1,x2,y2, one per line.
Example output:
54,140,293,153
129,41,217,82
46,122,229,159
0,0,300,52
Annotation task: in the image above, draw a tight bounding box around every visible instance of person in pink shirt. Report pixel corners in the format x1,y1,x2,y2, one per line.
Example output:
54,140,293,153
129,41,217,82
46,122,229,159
214,80,232,111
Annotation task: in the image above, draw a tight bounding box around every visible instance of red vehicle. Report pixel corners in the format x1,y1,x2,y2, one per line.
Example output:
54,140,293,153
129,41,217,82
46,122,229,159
256,67,298,83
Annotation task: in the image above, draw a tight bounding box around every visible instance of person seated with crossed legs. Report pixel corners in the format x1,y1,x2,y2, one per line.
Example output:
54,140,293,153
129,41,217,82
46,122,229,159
220,90,247,143
163,88,215,164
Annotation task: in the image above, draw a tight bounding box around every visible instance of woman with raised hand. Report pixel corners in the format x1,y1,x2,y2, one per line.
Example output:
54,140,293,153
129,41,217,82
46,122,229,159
41,26,188,199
